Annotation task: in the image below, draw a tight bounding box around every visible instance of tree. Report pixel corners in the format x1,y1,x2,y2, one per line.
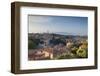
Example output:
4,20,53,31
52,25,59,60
76,49,87,58
28,40,37,49
79,44,87,50
50,38,66,45
71,47,78,54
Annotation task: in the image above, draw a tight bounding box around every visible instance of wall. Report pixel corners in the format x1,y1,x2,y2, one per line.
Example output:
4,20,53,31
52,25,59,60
0,0,100,76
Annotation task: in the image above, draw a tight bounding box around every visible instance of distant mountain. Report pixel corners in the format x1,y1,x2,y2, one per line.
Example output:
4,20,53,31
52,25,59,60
54,32,72,35
54,32,87,36
28,32,87,37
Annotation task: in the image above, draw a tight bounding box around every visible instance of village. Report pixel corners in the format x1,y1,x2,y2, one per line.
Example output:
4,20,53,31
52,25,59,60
28,33,88,60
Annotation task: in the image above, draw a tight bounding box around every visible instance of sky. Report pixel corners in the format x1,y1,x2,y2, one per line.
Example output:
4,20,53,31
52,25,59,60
28,15,88,36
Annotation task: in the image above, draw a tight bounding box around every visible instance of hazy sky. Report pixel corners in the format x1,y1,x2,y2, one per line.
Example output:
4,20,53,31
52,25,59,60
28,15,88,36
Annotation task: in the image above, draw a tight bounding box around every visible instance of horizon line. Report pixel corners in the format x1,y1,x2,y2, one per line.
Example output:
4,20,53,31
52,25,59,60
28,32,87,36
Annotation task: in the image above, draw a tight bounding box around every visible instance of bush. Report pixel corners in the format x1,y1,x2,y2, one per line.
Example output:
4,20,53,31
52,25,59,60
55,53,76,59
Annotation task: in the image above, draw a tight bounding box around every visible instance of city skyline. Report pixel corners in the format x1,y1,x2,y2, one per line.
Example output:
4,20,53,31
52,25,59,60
28,15,88,36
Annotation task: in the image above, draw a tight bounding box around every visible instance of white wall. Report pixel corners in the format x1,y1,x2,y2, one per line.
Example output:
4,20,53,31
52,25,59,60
0,0,100,76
